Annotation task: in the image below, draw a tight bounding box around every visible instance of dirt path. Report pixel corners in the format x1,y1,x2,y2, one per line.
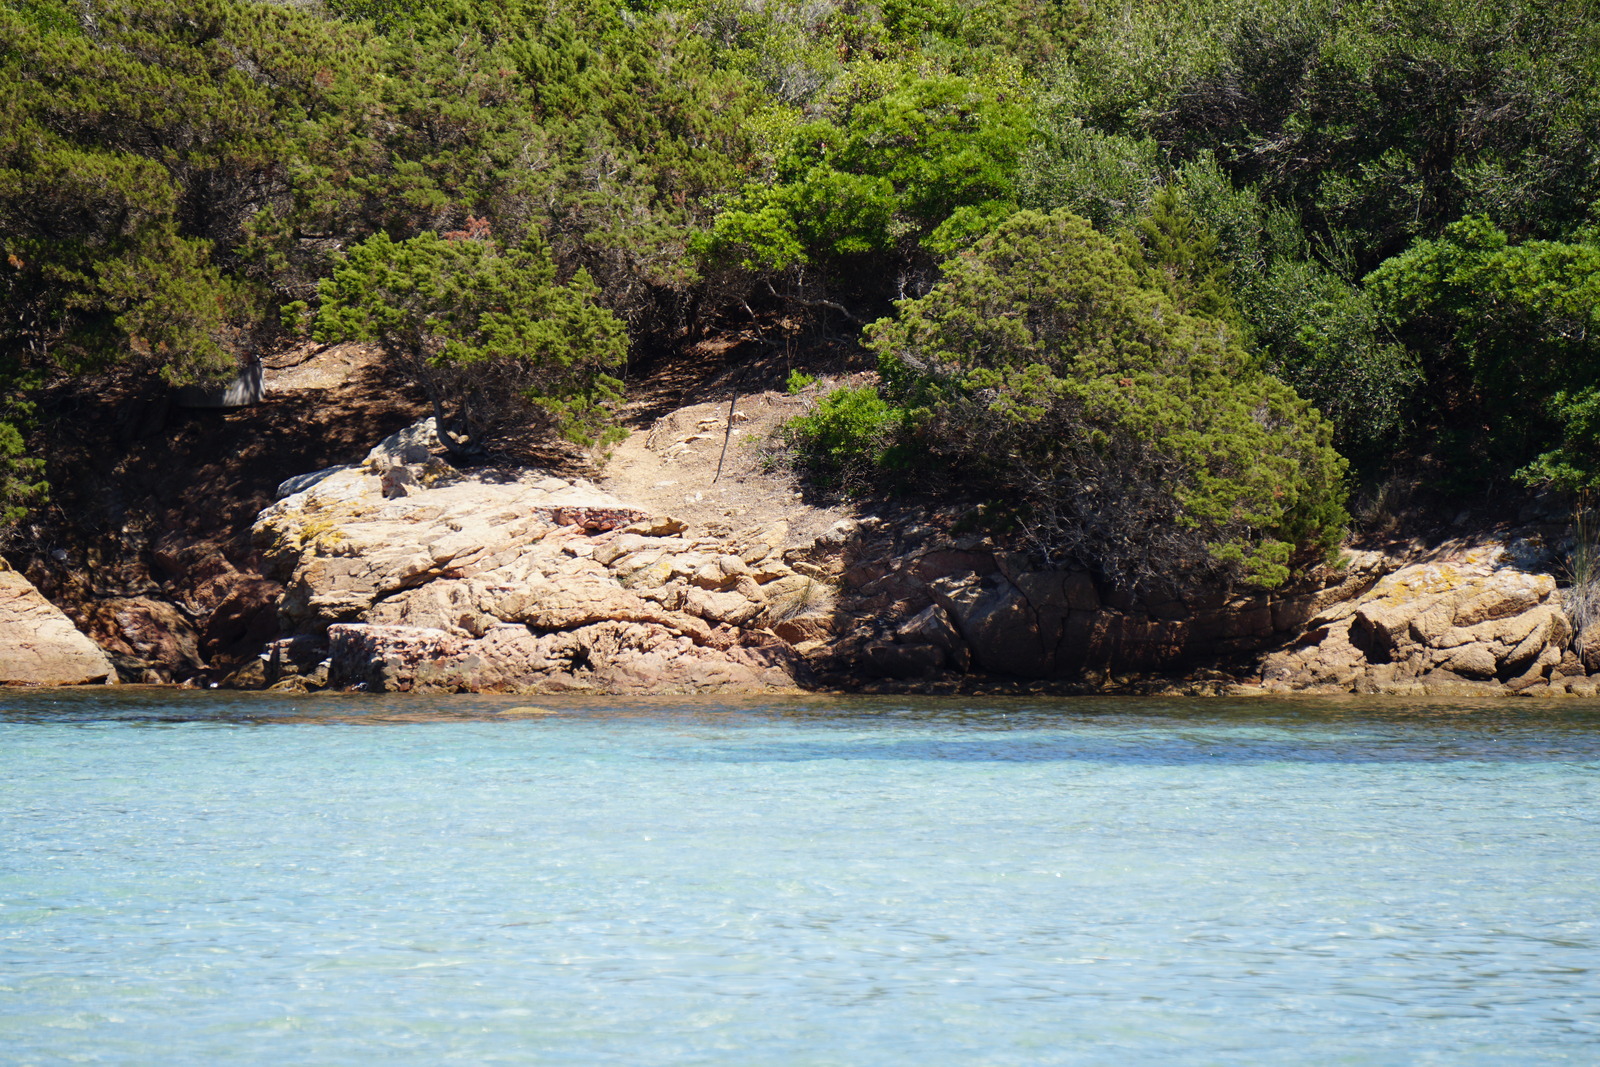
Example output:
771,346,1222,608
599,389,853,545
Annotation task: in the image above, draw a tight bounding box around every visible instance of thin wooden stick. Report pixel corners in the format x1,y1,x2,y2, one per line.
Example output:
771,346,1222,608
713,388,737,484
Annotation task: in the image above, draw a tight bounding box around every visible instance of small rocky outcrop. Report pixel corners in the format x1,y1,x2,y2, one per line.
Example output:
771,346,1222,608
0,561,116,685
1260,545,1593,695
248,427,820,694
797,516,1394,686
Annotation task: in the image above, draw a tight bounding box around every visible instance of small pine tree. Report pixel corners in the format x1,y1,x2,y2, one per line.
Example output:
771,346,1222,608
867,208,1348,593
308,228,628,456
1125,185,1251,344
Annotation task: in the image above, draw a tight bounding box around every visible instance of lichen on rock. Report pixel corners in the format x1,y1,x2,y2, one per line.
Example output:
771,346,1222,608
1261,545,1578,694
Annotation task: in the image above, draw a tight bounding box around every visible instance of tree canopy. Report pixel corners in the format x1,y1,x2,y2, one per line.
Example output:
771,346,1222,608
309,227,627,455
2,0,1598,591
860,209,1347,592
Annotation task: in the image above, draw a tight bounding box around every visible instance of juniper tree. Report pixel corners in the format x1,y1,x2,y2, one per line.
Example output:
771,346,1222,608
308,227,628,458
866,208,1348,593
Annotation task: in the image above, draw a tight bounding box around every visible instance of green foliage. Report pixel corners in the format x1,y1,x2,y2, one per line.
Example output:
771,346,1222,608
876,0,1085,70
321,0,769,331
0,0,373,381
0,359,44,529
1169,162,1424,461
1520,389,1600,494
686,0,1079,104
700,76,1030,274
1131,0,1600,264
321,0,412,31
0,422,43,527
1017,121,1164,232
311,229,628,452
866,208,1347,592
5,0,74,32
0,0,386,526
1247,257,1420,459
4,0,1597,541
1367,215,1600,480
1121,186,1249,342
784,370,816,394
1019,140,1420,460
783,384,909,488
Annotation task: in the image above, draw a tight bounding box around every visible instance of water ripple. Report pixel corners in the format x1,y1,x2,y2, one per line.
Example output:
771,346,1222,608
2,690,1598,1064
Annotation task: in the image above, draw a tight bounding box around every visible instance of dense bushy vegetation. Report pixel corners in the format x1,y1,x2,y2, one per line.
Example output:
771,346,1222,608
3,0,1598,592
866,210,1346,592
307,226,628,454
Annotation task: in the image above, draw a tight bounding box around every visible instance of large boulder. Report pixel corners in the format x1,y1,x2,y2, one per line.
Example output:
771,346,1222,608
0,564,115,685
1262,545,1575,693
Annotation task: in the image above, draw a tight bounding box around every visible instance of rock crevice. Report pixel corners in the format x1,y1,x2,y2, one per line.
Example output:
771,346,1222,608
249,446,817,694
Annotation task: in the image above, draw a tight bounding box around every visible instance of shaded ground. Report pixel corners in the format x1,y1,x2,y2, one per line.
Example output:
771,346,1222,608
619,316,870,430
15,345,427,678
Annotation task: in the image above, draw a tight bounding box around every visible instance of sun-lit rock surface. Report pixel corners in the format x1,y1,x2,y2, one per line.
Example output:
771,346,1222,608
1261,545,1583,694
0,562,115,686
250,432,816,694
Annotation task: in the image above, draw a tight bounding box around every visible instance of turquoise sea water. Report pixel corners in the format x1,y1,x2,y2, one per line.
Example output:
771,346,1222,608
2,691,1598,1065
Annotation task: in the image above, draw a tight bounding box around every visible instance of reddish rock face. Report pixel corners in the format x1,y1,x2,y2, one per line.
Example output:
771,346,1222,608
78,597,205,683
0,568,115,685
325,621,799,695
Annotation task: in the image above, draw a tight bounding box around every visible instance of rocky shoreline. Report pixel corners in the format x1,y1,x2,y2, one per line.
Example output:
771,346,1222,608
3,401,1597,699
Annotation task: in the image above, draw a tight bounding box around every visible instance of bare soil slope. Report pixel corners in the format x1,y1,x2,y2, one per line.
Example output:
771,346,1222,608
600,389,852,546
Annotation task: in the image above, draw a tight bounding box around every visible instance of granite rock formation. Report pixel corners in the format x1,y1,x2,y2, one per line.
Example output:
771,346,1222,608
1258,545,1593,695
0,561,116,685
250,438,816,694
240,412,1591,698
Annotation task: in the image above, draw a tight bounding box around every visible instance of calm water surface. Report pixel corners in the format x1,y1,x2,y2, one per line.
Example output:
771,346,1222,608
2,691,1598,1064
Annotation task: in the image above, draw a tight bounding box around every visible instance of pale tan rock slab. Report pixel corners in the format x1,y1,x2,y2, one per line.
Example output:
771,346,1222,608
0,568,115,685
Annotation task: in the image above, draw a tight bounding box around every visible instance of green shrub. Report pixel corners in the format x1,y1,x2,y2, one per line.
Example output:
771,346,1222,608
1366,215,1600,480
1248,258,1420,458
1141,0,1600,266
699,75,1030,272
784,370,816,393
1520,390,1600,494
309,229,628,455
1017,122,1164,232
0,366,44,530
867,208,1348,593
783,384,909,488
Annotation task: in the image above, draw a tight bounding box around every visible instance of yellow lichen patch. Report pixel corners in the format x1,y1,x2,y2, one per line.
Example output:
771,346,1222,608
297,517,350,551
1367,563,1468,603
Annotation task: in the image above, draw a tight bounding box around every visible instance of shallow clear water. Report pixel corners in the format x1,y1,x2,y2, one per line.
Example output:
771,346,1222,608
3,691,1598,1065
